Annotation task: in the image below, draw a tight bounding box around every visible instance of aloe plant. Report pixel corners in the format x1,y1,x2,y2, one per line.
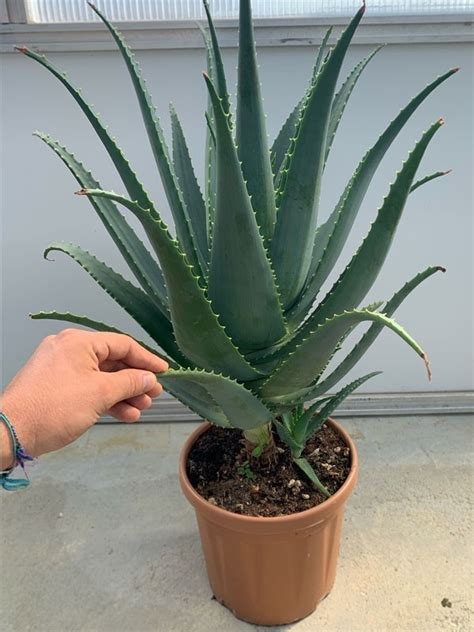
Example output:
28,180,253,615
23,1,456,495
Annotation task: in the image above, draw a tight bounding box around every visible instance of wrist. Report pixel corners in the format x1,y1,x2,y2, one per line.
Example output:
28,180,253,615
1,392,37,460
0,420,15,470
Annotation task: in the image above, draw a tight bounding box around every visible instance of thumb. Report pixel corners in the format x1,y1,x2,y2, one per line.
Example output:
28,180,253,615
101,369,157,408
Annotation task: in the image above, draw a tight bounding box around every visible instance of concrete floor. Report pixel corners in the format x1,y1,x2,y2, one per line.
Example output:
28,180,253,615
1,416,472,632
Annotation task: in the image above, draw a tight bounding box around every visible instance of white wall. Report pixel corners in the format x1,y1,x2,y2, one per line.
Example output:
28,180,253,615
1,39,473,392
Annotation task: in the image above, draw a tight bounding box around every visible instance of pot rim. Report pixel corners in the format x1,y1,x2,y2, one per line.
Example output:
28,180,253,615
179,418,358,531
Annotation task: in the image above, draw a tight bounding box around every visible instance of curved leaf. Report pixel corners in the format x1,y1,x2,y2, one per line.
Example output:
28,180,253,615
204,75,287,350
79,189,261,380
159,369,272,430
29,310,178,367
43,242,188,365
87,3,205,277
410,169,451,193
260,309,430,398
35,132,169,318
271,5,366,308
285,266,445,403
295,118,444,337
289,68,458,324
162,380,230,427
17,48,156,216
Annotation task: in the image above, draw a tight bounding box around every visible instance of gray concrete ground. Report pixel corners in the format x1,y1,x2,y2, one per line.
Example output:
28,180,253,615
1,416,473,632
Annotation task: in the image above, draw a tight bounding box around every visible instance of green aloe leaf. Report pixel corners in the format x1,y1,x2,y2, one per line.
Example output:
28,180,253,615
159,369,272,430
30,310,179,367
410,169,451,193
202,0,231,118
325,46,383,163
284,266,445,404
271,5,365,309
236,0,277,240
87,3,205,277
170,104,209,268
162,380,230,427
301,372,381,441
293,458,330,497
271,27,333,180
260,309,430,398
295,118,444,336
35,132,169,318
204,75,287,350
197,22,217,240
274,421,303,456
17,48,155,216
289,68,457,325
80,189,261,380
42,243,188,365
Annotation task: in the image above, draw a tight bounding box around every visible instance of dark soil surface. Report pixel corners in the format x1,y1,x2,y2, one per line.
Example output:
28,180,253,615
186,423,351,517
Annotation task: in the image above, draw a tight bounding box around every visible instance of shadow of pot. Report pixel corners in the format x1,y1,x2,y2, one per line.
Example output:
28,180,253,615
179,418,358,626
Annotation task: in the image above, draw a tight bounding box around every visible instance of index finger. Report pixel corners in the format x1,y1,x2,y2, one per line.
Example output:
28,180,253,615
92,332,169,373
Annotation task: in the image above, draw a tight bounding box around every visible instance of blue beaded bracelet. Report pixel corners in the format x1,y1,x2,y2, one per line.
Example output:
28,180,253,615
0,412,34,491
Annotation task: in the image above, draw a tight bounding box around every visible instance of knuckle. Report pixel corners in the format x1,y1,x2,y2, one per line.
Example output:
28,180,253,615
57,328,77,340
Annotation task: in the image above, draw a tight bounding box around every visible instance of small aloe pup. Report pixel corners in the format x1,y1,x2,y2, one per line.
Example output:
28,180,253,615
21,1,456,495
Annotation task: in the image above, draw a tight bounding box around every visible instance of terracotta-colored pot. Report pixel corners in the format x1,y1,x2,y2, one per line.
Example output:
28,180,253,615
179,419,358,626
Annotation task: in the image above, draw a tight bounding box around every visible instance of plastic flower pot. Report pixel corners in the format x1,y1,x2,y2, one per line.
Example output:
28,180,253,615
179,419,358,626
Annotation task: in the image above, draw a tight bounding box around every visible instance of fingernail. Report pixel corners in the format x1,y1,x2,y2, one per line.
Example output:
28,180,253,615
143,373,156,391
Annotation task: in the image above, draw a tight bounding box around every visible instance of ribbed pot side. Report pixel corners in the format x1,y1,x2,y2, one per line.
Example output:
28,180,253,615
179,419,358,626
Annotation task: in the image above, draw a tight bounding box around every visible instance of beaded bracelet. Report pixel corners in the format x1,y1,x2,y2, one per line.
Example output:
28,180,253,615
0,412,34,491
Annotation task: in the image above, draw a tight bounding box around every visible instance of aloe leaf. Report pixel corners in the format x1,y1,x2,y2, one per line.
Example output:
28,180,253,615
325,46,383,163
260,309,430,398
17,48,155,214
410,169,451,193
202,0,231,118
311,26,334,81
170,104,209,268
274,421,303,456
294,119,444,339
271,27,333,180
204,75,287,350
271,5,365,309
159,369,272,430
86,3,205,277
288,266,445,404
30,310,179,367
293,458,330,497
162,380,230,427
236,0,277,240
80,189,261,380
43,242,189,365
35,132,169,318
302,372,381,440
197,22,217,240
290,68,458,325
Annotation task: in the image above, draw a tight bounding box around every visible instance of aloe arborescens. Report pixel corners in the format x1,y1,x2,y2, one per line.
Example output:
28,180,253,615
22,1,456,494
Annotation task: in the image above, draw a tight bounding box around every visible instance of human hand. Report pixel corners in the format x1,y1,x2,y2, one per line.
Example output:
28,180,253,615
0,329,168,468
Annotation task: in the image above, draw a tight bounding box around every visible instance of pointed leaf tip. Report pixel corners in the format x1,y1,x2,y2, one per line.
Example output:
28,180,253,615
423,354,432,381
